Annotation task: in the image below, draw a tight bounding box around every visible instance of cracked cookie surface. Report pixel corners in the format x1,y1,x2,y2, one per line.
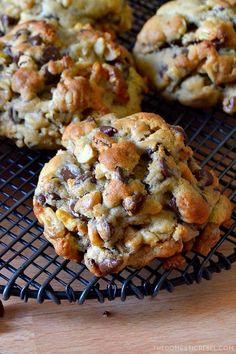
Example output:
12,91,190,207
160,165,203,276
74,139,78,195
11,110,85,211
134,0,236,114
0,20,145,148
33,112,232,276
0,0,132,35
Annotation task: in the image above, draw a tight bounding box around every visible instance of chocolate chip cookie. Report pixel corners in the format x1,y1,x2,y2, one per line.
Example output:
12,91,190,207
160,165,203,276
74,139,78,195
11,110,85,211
33,112,232,276
134,0,236,114
0,20,145,148
0,0,132,35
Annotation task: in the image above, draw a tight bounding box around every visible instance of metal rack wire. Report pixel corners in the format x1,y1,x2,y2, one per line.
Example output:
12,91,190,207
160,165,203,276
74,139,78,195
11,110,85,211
0,0,235,304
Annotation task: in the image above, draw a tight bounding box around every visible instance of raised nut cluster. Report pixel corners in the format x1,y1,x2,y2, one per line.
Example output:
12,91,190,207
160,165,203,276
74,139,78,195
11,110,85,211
33,112,232,277
134,0,236,114
0,20,145,148
0,0,132,35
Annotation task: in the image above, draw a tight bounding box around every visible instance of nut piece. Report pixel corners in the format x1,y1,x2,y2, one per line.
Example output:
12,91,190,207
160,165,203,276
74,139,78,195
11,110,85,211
56,210,77,232
75,143,97,164
96,219,112,241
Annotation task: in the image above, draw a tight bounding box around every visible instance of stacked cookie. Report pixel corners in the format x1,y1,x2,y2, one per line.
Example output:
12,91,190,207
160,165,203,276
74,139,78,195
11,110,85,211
0,0,232,276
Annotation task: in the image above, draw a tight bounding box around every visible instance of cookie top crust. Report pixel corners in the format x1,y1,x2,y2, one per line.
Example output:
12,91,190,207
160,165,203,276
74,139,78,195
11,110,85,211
0,20,145,148
0,0,132,35
134,0,236,114
33,112,232,276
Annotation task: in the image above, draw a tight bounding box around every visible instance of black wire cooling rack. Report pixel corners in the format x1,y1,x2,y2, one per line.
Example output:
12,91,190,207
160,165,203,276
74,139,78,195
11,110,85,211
0,0,235,305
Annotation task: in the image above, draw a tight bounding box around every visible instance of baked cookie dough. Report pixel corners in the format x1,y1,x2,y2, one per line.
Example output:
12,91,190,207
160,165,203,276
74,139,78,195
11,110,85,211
33,112,232,276
0,0,132,35
134,0,236,114
0,20,145,148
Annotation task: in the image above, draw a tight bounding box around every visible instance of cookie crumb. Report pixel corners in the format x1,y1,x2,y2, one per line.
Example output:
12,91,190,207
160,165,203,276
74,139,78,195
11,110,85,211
103,310,110,317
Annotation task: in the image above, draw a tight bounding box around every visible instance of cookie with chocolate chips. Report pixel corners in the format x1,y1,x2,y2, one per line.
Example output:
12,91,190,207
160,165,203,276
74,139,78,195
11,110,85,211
134,0,236,114
33,112,232,276
0,20,145,148
0,0,132,35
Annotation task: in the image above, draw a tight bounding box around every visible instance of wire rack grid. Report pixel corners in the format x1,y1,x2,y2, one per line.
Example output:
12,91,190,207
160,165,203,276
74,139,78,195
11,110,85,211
0,0,235,304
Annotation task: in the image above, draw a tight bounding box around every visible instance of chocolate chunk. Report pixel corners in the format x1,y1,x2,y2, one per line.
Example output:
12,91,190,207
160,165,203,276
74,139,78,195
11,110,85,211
28,35,43,46
114,167,126,182
74,171,96,185
168,196,179,215
159,64,168,78
60,167,77,181
98,258,122,275
44,67,61,85
194,169,213,187
160,158,172,178
99,126,118,136
69,201,80,218
1,15,18,29
36,194,46,206
42,46,61,64
122,192,144,214
13,52,23,64
96,219,112,241
69,201,89,222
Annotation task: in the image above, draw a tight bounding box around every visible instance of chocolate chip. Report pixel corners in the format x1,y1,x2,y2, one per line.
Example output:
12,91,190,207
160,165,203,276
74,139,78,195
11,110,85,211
168,196,179,214
74,171,96,185
160,158,172,178
50,193,61,201
0,300,4,318
44,67,61,85
8,107,19,123
1,15,18,29
98,258,122,275
28,35,43,46
60,167,77,181
36,194,46,206
187,23,198,32
122,192,144,214
96,219,112,241
42,46,61,64
114,167,126,182
194,169,213,187
141,149,153,160
0,31,4,37
99,126,118,137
